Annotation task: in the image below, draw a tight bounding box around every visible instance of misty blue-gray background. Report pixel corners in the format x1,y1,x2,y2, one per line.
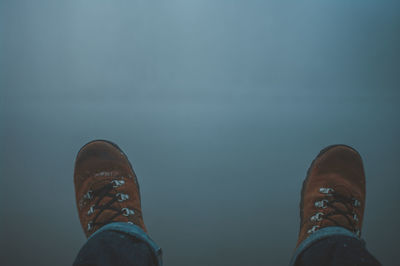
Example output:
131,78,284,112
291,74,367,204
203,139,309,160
1,1,399,265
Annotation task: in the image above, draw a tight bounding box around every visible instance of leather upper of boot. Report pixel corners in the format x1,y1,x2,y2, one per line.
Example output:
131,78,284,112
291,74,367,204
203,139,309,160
74,140,146,237
297,145,366,247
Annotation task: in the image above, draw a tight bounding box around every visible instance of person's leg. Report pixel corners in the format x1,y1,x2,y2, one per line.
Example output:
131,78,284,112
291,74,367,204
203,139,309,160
290,145,381,266
73,140,162,266
74,230,157,266
295,235,380,266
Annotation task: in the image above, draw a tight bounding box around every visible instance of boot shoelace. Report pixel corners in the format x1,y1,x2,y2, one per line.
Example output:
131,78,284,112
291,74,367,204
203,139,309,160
83,179,137,232
308,187,361,236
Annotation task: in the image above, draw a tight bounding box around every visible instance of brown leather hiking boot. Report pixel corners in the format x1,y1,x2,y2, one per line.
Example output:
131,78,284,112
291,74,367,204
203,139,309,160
296,145,366,247
74,140,147,237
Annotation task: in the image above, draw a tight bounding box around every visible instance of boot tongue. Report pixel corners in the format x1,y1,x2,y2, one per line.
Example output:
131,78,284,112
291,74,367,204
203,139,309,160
330,201,348,212
320,214,353,231
333,185,352,198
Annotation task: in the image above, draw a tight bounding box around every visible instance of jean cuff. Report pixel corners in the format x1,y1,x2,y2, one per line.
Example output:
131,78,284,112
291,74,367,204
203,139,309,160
89,222,163,266
289,226,362,266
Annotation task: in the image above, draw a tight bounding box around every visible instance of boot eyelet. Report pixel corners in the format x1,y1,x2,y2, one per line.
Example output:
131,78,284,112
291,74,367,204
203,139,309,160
307,225,320,234
87,205,95,216
353,199,361,207
314,199,328,209
111,180,125,188
116,193,129,202
310,212,324,222
121,208,135,216
87,221,93,231
83,190,93,200
353,213,359,222
319,187,334,195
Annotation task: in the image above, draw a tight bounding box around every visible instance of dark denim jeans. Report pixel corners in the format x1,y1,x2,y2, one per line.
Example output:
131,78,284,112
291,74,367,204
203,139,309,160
295,235,381,266
290,226,381,266
74,222,162,266
74,223,380,266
